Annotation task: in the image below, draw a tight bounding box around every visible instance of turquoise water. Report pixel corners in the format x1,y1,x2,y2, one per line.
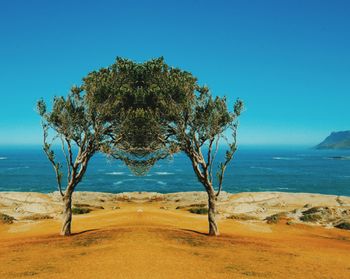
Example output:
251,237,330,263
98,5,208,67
0,146,349,196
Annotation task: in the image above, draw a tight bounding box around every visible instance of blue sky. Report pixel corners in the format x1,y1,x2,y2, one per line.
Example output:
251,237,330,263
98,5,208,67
0,0,349,146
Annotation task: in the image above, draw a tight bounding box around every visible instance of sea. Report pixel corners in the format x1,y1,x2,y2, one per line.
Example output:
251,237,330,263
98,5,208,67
0,146,349,196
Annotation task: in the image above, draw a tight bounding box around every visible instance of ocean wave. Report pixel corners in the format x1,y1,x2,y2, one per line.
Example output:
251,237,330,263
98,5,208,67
106,172,125,175
0,157,7,160
272,157,300,161
324,156,350,160
250,166,273,171
157,181,167,185
113,179,137,184
155,172,174,175
7,166,30,170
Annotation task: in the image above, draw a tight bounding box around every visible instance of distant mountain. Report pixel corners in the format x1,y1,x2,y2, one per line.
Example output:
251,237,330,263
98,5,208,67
315,131,350,150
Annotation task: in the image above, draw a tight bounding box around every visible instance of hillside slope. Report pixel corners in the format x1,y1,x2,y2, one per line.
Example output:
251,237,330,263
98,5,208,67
315,131,350,149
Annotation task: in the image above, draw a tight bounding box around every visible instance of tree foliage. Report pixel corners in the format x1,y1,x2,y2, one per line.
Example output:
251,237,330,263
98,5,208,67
82,57,196,174
37,89,106,196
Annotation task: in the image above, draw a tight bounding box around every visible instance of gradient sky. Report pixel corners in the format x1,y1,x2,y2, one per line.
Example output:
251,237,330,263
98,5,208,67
0,0,349,146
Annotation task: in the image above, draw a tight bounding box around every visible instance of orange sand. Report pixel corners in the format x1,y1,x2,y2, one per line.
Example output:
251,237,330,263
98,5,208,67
0,203,349,279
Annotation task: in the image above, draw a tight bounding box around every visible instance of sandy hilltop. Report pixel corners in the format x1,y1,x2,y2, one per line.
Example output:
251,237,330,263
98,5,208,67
1,191,350,228
1,191,350,279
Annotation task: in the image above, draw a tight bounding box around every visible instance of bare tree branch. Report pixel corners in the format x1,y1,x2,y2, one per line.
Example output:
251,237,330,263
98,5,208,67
42,123,64,197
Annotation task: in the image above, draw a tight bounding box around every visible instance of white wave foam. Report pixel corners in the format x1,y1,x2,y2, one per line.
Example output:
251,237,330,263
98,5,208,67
325,156,350,160
0,157,7,160
272,157,300,160
250,166,273,171
113,181,124,185
157,181,167,185
7,166,30,170
106,172,125,175
155,172,174,175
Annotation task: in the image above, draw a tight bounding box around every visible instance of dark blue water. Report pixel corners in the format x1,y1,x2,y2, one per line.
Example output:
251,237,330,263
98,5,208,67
0,146,349,196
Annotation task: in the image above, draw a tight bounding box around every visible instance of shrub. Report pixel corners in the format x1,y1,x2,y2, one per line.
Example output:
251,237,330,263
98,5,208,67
302,207,320,214
302,206,332,215
189,203,207,208
300,206,331,223
265,212,287,224
334,222,350,230
73,203,90,207
176,204,205,210
300,213,322,222
188,207,208,215
72,207,91,215
0,213,15,224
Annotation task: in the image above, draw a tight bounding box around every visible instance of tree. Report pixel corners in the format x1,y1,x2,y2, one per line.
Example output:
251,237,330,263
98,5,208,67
174,87,243,236
38,56,242,237
37,87,110,236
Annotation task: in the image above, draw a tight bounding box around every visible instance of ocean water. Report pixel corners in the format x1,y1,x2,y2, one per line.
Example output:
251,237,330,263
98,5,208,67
0,146,349,196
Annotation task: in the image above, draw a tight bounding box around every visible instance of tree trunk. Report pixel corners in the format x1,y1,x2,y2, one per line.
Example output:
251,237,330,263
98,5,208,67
208,192,219,236
61,194,72,236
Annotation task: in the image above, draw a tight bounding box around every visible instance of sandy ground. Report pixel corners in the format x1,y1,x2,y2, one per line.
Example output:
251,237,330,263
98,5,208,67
1,195,350,279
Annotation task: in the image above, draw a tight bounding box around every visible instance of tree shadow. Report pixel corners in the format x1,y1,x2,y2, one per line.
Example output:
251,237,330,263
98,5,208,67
180,228,208,236
71,229,99,236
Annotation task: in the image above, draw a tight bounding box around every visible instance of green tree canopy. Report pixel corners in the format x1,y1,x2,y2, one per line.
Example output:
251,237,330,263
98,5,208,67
81,57,197,174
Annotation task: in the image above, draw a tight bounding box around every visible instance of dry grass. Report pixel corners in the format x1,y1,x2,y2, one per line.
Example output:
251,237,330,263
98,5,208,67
227,213,259,221
24,214,53,221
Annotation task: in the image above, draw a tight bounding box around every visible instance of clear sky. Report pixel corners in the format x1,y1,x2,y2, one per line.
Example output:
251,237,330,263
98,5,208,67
0,0,349,146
